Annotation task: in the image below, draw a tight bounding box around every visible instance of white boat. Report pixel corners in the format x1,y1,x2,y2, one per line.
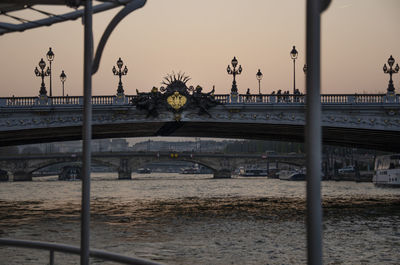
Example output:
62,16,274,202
239,167,268,177
373,154,400,187
278,170,305,181
137,168,151,174
180,167,201,174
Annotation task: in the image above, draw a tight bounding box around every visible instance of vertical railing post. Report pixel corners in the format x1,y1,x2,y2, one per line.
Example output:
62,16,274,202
49,250,54,265
81,1,93,265
306,0,323,264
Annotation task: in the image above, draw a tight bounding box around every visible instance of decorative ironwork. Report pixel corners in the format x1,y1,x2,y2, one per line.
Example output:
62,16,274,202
34,58,50,96
112,57,128,95
132,72,218,120
383,55,399,93
227,57,242,95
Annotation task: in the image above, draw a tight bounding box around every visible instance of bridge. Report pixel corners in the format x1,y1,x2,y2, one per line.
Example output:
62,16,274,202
1,92,399,151
0,151,305,181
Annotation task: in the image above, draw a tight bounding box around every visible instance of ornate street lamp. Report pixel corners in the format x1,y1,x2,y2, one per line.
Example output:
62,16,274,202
227,56,242,94
60,70,67,96
256,69,263,94
383,55,399,93
112,57,128,95
34,58,50,96
290,45,298,94
46,47,55,97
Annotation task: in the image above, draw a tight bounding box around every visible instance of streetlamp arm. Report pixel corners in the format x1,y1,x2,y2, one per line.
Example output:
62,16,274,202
92,0,146,74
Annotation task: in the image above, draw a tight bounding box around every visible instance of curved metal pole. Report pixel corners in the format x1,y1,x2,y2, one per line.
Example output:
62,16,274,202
92,0,147,74
0,0,140,35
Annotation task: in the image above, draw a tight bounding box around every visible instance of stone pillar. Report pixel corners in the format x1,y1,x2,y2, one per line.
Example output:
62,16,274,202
118,159,131,180
230,93,238,103
213,169,231,179
13,171,32,181
118,170,132,180
114,93,126,104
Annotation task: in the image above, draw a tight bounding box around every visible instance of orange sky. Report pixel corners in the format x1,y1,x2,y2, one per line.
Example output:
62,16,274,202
0,0,399,97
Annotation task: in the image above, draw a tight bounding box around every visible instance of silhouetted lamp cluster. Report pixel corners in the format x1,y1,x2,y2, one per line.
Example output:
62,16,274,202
383,55,399,93
112,57,128,95
34,49,399,98
227,56,242,94
228,46,301,95
34,58,50,96
34,47,68,97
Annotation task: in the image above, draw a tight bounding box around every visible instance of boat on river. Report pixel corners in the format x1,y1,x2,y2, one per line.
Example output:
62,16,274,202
58,166,80,181
180,167,201,174
239,167,268,177
373,154,400,187
278,170,306,181
137,168,151,174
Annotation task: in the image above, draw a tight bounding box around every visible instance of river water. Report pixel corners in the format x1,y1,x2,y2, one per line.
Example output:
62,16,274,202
1,173,400,264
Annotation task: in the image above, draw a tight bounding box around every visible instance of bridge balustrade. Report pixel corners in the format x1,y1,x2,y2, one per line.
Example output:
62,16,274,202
91,96,115,105
51,96,82,105
320,94,387,104
237,94,306,104
0,93,398,108
0,97,37,107
126,95,138,104
213,94,230,104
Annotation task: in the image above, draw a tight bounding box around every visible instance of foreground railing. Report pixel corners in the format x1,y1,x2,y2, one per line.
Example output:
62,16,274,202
0,238,162,265
0,93,398,107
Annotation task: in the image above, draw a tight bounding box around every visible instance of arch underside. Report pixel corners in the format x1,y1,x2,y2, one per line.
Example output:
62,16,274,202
1,121,398,152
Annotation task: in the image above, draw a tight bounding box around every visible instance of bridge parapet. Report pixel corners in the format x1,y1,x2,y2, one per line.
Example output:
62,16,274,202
1,93,400,150
0,95,138,107
1,93,399,108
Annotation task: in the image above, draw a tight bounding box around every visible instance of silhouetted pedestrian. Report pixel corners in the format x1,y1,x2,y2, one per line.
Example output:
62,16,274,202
246,88,251,102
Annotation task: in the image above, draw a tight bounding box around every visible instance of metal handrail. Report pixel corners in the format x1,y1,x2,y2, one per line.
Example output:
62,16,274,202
0,238,163,265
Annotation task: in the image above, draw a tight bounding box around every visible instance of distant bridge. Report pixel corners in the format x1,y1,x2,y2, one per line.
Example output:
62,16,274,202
0,151,305,180
1,93,400,151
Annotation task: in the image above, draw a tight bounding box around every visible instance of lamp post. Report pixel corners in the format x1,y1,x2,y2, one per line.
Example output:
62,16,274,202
60,70,67,96
227,56,242,95
34,58,50,96
112,57,128,95
256,69,263,94
46,47,55,97
290,45,298,94
383,55,399,93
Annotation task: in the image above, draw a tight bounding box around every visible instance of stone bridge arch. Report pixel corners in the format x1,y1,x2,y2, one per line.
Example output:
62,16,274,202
0,152,306,180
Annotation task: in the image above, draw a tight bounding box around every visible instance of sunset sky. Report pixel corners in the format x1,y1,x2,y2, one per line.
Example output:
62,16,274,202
0,0,399,97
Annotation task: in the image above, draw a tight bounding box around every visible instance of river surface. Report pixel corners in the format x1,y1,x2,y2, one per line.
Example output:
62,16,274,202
1,173,400,264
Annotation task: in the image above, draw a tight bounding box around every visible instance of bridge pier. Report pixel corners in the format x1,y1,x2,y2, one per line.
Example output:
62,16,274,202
213,169,231,179
118,170,132,180
13,171,32,181
118,159,131,180
0,169,9,181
